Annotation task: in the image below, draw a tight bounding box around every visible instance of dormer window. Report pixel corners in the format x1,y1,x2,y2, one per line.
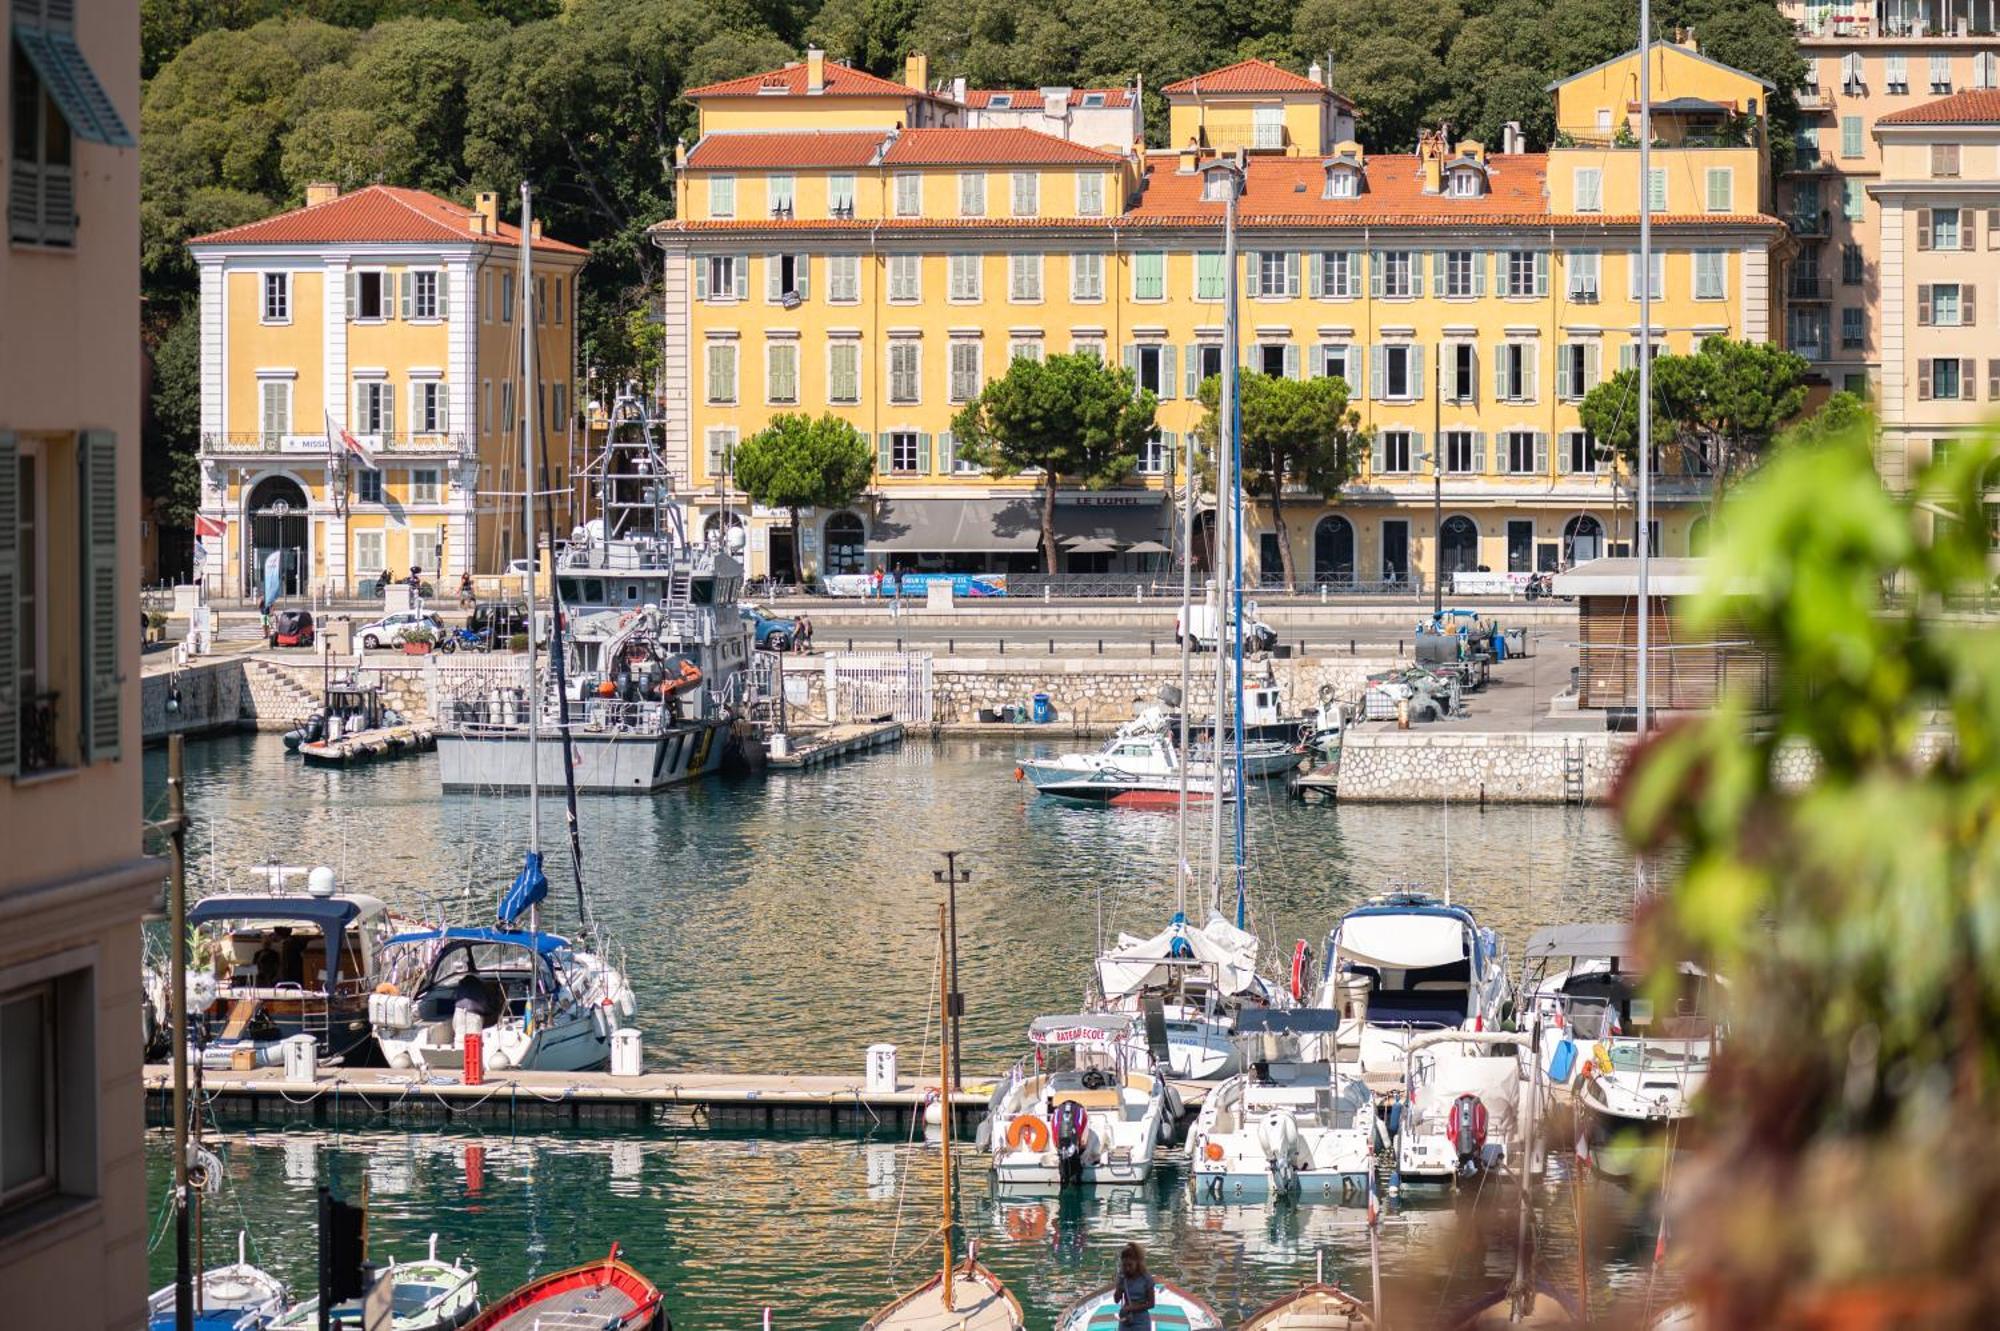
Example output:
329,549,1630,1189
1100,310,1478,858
1081,92,1106,108
1445,167,1482,198
988,94,1013,109
1322,164,1360,199
1203,172,1234,202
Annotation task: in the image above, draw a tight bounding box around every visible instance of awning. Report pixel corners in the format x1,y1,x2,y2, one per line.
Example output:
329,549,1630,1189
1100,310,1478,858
1524,923,1630,962
1335,914,1467,971
189,896,360,934
1056,501,1172,546
866,496,1043,552
13,20,133,146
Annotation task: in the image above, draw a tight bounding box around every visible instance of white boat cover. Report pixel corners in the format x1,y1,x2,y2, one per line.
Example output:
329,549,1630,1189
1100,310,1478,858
1335,913,1466,971
1028,1013,1136,1045
1096,913,1261,1000
1408,1049,1521,1140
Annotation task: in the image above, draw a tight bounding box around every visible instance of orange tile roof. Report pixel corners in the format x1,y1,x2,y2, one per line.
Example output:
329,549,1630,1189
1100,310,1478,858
189,185,587,253
1127,153,1550,221
880,127,1126,165
1878,89,2000,125
687,131,888,170
1161,59,1334,97
964,87,1133,109
685,61,936,101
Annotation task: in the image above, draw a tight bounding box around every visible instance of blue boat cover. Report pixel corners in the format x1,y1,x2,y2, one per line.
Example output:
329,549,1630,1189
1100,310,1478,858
188,897,360,934
497,850,548,927
384,926,569,956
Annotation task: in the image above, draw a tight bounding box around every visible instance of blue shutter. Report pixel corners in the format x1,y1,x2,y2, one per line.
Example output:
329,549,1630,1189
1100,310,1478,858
79,429,121,763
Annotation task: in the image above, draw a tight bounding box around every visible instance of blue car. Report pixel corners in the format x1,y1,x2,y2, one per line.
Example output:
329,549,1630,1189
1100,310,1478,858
740,606,795,649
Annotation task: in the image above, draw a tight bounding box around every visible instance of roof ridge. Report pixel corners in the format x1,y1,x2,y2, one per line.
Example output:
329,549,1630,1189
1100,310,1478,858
373,184,471,237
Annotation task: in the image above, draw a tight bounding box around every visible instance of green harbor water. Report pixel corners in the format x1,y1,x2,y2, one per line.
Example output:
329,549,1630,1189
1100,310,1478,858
143,733,1665,1328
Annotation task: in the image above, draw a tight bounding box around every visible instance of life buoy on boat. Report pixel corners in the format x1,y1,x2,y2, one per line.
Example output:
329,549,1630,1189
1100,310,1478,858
1005,1115,1050,1153
1203,1140,1225,1161
1005,1203,1049,1241
655,657,703,698
1289,940,1313,1001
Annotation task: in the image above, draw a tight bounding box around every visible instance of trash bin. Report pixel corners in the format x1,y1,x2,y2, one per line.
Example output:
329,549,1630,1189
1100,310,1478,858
1031,692,1054,724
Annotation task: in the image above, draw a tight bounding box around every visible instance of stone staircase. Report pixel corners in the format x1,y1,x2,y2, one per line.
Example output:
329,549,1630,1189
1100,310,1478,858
215,618,270,643
242,659,321,731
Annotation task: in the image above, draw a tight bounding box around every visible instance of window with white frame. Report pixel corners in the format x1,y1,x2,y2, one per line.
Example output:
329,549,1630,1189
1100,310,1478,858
1922,357,1967,400
1076,172,1105,217
259,379,290,443
1503,429,1539,474
1568,249,1600,301
354,270,388,321
416,380,447,433
1930,206,1963,248
1319,250,1357,298
1445,167,1481,197
1443,429,1478,473
1444,250,1477,298
706,341,737,403
1133,344,1168,396
948,340,982,402
704,428,737,481
1924,282,1970,326
705,255,741,301
1842,307,1866,348
1071,252,1103,301
1009,254,1043,302
1195,343,1225,387
1504,250,1543,298
1564,429,1601,474
1379,250,1414,298
1886,54,1908,93
356,469,383,505
826,255,860,303
828,341,860,404
1381,344,1414,398
1931,52,1952,93
1628,249,1665,299
1842,51,1865,91
411,467,440,503
1556,342,1596,400
889,431,923,473
1495,342,1536,402
1706,167,1733,212
709,175,735,217
948,253,982,301
1253,105,1285,149
894,173,922,216
1198,252,1226,300
1256,250,1293,297
1324,167,1359,199
263,272,290,322
1977,51,2000,88
1011,172,1039,217
1693,249,1726,301
829,174,857,217
1377,430,1413,473
356,380,394,435
1574,168,1602,212
354,529,385,572
767,341,799,403
767,174,795,217
1009,338,1042,364
888,254,921,302
412,270,440,320
959,172,986,217
1445,342,1476,401
1072,338,1105,360
889,341,921,403
1138,432,1171,475
1133,251,1165,300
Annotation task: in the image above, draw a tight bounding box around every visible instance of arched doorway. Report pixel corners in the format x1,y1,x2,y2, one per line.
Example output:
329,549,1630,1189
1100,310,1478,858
702,511,747,557
1439,515,1480,577
245,474,309,598
1192,510,1217,574
823,511,866,575
1687,514,1712,556
1561,514,1605,566
1312,515,1354,585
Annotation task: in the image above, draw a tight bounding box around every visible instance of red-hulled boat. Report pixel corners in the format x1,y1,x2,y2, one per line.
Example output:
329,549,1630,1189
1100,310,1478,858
465,1245,666,1331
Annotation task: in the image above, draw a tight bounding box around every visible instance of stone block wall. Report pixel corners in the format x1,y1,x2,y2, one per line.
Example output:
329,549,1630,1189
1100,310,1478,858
1333,732,1630,804
141,659,244,743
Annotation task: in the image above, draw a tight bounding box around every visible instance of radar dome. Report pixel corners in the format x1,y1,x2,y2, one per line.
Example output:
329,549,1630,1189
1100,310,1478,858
307,866,338,897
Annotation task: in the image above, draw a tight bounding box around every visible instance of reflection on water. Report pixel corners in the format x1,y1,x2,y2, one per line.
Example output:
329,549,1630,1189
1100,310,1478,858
143,735,1660,1327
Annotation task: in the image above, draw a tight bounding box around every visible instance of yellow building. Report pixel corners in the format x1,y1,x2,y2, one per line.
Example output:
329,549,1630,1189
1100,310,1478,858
654,46,1787,586
1162,57,1356,156
190,186,586,597
1,0,154,1327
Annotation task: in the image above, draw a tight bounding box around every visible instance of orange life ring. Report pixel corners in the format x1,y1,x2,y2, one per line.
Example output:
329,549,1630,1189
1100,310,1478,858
1202,1140,1225,1161
374,982,400,996
1005,1203,1050,1241
1005,1115,1050,1153
1013,767,1024,782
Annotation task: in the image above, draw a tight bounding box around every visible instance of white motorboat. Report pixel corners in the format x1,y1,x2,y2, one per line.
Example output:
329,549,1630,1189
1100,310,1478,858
1308,892,1511,1084
271,1234,479,1330
146,1233,289,1330
369,917,636,1074
1053,1278,1224,1331
1090,911,1279,1080
1393,1030,1523,1183
1020,709,1231,807
985,1014,1168,1187
1187,1010,1373,1204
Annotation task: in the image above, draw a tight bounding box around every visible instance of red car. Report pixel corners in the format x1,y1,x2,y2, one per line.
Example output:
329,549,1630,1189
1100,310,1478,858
269,609,316,647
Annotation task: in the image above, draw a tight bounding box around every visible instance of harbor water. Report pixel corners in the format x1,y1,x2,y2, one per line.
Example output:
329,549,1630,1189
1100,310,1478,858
144,733,1665,1328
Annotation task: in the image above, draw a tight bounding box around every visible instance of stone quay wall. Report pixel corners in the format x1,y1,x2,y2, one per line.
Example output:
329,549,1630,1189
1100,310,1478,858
1334,732,1629,804
142,653,435,743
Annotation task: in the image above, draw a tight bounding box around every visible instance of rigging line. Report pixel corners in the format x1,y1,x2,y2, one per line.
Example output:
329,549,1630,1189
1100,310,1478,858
888,925,944,1265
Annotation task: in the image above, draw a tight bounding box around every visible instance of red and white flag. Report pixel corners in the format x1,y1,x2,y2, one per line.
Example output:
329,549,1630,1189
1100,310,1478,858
193,514,225,539
326,409,378,471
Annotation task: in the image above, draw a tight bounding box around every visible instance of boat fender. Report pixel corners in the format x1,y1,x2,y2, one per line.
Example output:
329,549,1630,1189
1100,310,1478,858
1013,767,1023,781
1202,1140,1225,1161
1005,1115,1050,1153
374,982,400,996
1593,1042,1614,1076
1161,1083,1185,1125
1547,1037,1576,1084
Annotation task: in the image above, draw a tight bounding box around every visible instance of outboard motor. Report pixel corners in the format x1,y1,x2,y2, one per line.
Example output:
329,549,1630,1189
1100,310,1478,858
1448,1093,1490,1175
1052,1099,1090,1188
1256,1109,1305,1195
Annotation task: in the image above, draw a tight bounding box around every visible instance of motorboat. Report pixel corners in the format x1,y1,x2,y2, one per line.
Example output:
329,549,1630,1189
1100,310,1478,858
1090,911,1280,1081
1392,1030,1523,1184
145,1233,289,1330
180,865,397,1069
1186,1010,1372,1204
369,916,637,1075
1235,1283,1375,1330
1020,709,1231,808
1308,893,1510,1085
1054,1279,1223,1331
863,1258,1025,1331
270,1234,478,1330
1516,923,1719,1164
462,1246,663,1331
985,1014,1169,1187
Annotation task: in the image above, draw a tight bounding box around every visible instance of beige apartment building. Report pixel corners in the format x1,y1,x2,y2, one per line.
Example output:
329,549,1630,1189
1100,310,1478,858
0,1,154,1329
1780,0,2000,399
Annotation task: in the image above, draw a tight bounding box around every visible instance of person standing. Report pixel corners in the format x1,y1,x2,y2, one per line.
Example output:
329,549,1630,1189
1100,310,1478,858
1113,1243,1156,1331
458,571,476,611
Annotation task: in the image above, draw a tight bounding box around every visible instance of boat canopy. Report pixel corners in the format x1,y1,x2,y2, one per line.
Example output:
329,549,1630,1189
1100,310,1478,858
1028,1013,1136,1045
1096,913,1261,1000
1523,923,1630,962
188,897,361,934
1235,1007,1348,1034
1335,912,1467,971
384,926,570,956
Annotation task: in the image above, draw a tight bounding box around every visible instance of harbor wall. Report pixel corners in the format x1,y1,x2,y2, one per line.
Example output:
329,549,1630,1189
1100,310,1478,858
140,656,245,743
141,654,433,743
1334,732,1628,804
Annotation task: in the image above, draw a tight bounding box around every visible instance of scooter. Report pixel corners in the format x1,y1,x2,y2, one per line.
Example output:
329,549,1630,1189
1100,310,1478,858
436,626,490,653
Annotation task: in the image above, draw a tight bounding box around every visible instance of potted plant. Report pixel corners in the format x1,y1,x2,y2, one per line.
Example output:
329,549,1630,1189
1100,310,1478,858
399,626,437,656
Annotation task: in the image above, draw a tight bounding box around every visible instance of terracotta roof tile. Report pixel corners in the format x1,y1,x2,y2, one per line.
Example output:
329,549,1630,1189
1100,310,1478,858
189,185,587,253
687,131,888,170
1161,59,1333,97
685,61,936,101
1128,153,1549,220
963,87,1132,110
880,127,1126,166
1878,89,2000,125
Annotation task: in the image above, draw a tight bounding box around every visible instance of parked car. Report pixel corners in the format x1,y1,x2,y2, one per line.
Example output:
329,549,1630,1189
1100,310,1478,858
740,606,796,650
269,608,316,648
468,600,530,643
356,610,444,651
1175,600,1279,654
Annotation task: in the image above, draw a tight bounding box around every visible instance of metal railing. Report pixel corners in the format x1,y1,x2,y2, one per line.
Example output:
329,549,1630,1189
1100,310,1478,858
19,691,60,774
200,432,474,457
1788,274,1833,300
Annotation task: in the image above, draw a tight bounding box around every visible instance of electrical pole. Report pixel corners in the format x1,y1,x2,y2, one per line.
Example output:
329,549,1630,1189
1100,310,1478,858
932,851,970,1091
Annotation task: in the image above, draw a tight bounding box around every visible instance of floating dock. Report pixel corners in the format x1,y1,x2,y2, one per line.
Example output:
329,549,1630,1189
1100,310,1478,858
299,722,438,767
766,720,904,770
1289,760,1340,803
143,1063,984,1134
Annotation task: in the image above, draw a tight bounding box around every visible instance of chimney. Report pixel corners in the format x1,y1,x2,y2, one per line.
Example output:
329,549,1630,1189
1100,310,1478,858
1308,60,1323,87
906,51,929,93
1179,136,1200,173
305,182,339,208
531,218,543,240
806,46,826,93
952,74,967,105
1503,121,1523,154
475,190,500,235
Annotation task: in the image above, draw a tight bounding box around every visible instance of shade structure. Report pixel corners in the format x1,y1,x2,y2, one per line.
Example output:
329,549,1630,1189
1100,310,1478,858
866,496,1043,552
1125,540,1172,554
1065,537,1123,554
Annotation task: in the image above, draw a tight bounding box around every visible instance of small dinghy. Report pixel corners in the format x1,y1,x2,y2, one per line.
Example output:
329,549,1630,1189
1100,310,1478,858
145,1233,289,1330
463,1245,664,1331
1054,1279,1223,1331
1234,1283,1375,1330
862,1257,1024,1331
270,1234,478,1330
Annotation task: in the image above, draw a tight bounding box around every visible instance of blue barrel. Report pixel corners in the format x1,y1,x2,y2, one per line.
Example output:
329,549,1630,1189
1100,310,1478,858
1032,692,1054,724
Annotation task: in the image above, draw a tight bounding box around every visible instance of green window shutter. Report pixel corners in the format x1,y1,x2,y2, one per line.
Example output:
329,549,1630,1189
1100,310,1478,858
437,269,450,312
383,383,396,437
733,261,749,301
1411,254,1425,298
1368,345,1382,400
1476,431,1490,474
1284,251,1301,297
694,258,709,301
1493,344,1507,400
1472,252,1487,297
795,254,810,302
1532,431,1548,475
1410,344,1424,399
0,431,17,776
767,254,782,303
875,432,892,475
1283,343,1301,381
919,432,933,473
399,271,413,319
1369,432,1385,473
1533,251,1549,297
940,431,956,472
79,430,120,764
1161,344,1178,400
1308,343,1326,380
1584,342,1600,391
1123,344,1138,377
1309,251,1324,298
1368,251,1383,298
345,272,359,320
1184,344,1200,395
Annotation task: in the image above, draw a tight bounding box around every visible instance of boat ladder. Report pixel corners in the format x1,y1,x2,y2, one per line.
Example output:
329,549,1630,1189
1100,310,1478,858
1561,740,1587,805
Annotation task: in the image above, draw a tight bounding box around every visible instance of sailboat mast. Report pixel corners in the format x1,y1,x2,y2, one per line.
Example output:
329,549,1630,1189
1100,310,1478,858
1209,165,1239,918
1636,25,1653,745
936,901,956,1312
520,183,541,869
1174,413,1197,916
1230,344,1248,929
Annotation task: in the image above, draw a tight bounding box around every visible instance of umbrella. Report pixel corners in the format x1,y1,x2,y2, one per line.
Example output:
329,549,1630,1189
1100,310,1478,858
1066,538,1123,554
1125,540,1172,554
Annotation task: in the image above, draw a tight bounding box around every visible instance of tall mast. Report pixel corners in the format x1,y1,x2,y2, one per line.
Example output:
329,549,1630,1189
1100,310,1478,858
1208,162,1239,918
1174,382,1198,915
520,183,541,872
936,901,956,1312
1636,28,1653,746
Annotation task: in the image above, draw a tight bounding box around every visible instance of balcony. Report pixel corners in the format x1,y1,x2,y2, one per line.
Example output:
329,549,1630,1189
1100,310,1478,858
1791,152,1835,173
1797,89,1833,111
1789,274,1833,300
18,691,60,776
1789,209,1831,238
201,432,475,459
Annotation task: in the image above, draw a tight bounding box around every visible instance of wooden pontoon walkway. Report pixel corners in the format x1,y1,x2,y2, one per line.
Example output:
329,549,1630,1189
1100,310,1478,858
766,720,904,769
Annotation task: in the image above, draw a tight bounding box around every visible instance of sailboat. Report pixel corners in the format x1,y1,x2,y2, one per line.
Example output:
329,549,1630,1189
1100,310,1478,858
368,183,636,1072
865,903,1025,1329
